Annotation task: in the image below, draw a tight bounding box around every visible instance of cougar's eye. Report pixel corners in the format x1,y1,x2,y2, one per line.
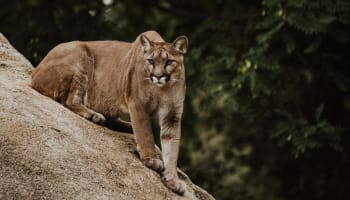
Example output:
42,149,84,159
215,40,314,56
165,60,174,66
147,59,155,65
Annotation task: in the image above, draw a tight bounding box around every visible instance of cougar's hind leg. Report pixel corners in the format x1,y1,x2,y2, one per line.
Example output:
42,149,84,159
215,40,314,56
65,73,106,125
64,43,106,125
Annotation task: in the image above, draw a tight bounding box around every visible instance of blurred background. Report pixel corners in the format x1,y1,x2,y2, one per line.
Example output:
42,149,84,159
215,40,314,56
1,0,350,199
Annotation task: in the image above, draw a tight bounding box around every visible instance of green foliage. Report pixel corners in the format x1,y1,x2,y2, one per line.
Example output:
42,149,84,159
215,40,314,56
1,0,350,199
181,0,350,199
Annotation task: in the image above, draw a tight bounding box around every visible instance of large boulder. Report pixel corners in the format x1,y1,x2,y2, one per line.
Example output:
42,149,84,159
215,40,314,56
0,33,214,200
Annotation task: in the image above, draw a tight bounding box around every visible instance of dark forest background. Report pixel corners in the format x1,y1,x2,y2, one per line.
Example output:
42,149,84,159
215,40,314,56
1,0,350,199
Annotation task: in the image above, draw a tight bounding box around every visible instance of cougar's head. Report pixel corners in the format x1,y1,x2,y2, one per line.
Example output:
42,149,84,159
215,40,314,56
140,34,188,87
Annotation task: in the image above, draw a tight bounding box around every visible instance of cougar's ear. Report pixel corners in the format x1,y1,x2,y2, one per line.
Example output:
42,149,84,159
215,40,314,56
172,36,188,54
140,35,153,52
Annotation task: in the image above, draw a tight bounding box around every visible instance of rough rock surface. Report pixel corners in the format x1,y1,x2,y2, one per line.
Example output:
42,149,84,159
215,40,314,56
0,33,215,200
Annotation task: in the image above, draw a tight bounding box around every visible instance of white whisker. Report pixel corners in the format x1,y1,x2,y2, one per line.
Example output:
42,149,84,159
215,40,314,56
170,77,184,82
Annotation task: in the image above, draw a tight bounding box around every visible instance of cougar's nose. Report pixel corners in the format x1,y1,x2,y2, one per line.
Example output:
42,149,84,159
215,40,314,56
150,74,170,83
152,74,162,80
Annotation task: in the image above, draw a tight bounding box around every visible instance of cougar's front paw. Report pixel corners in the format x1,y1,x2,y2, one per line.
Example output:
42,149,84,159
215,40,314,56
142,157,164,172
91,112,106,125
162,173,186,195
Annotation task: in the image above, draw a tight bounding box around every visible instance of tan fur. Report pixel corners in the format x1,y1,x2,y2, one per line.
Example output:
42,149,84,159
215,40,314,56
31,31,189,194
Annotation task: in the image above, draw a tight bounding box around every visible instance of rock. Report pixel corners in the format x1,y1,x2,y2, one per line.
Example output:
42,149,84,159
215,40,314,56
0,33,215,200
